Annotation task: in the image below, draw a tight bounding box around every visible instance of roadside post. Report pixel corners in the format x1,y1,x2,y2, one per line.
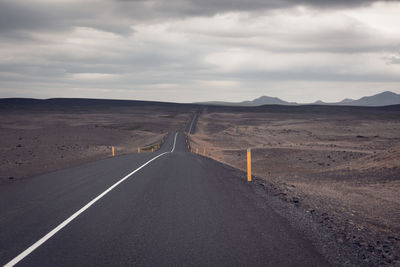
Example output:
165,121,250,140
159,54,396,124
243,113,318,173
138,147,141,153
152,147,154,152
112,146,115,157
203,148,206,156
247,148,251,182
196,148,198,154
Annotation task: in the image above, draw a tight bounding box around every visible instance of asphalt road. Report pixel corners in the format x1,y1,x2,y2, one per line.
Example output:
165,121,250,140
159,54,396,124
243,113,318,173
0,131,329,266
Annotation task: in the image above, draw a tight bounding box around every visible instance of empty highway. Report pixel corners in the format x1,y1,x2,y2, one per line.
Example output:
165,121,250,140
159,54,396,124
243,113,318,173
1,124,329,266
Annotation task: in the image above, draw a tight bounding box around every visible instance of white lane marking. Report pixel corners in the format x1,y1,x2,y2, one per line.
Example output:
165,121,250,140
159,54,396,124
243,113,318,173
4,151,171,267
188,113,196,134
171,132,178,153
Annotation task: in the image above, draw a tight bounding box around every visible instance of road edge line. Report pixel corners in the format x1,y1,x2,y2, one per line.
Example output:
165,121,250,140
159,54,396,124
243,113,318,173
4,151,170,267
171,132,178,152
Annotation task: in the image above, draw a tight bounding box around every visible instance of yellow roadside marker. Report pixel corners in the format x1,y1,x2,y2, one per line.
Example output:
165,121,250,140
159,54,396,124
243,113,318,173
203,148,206,156
196,148,198,154
138,147,141,153
112,146,115,157
152,147,154,152
247,148,252,182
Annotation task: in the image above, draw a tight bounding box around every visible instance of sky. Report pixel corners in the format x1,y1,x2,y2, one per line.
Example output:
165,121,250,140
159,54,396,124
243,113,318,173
0,0,400,103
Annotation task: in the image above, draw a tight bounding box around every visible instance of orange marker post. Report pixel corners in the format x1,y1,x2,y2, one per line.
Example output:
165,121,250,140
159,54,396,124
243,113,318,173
112,146,115,157
138,147,141,153
196,148,198,154
152,147,154,152
203,148,206,156
247,148,252,182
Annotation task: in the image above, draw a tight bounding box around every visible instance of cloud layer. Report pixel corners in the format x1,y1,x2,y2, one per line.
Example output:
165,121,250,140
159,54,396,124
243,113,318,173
0,0,400,102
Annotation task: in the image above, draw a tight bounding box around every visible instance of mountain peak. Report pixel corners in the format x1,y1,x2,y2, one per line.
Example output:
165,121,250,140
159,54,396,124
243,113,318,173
197,91,400,107
247,95,296,106
352,91,400,106
377,91,398,96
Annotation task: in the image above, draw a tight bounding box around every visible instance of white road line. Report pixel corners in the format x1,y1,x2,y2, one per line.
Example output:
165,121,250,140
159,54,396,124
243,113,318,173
188,113,196,134
171,132,178,153
3,146,175,267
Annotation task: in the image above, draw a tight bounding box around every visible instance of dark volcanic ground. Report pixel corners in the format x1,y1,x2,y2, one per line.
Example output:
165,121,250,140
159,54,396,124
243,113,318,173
191,104,400,266
1,99,400,265
0,98,195,183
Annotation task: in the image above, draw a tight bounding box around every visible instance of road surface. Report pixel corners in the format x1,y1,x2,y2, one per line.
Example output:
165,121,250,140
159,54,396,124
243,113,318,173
0,131,329,266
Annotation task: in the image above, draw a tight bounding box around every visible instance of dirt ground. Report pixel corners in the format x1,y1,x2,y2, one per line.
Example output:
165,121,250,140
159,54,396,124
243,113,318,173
190,105,400,266
0,100,193,183
2,99,399,265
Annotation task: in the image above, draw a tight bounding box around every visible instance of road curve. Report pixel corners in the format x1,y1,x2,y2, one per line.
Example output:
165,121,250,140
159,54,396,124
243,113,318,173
0,132,329,266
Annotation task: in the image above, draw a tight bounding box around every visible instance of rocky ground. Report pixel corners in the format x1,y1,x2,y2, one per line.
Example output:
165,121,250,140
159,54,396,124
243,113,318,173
0,100,193,184
2,99,399,265
190,105,400,266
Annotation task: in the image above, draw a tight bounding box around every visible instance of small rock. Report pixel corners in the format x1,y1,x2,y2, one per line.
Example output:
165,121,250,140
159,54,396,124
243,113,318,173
8,176,14,180
367,245,375,252
16,144,22,148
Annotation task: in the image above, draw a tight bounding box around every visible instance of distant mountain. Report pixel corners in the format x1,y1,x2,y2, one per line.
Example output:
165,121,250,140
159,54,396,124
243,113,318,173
345,91,400,106
338,98,354,104
240,96,296,106
199,96,296,106
312,91,400,106
200,91,400,107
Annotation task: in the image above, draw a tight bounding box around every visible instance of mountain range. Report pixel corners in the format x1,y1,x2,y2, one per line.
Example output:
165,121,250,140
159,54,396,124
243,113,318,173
200,91,400,107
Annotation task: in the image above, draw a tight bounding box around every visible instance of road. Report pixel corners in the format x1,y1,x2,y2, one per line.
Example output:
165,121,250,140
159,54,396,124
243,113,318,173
0,128,329,266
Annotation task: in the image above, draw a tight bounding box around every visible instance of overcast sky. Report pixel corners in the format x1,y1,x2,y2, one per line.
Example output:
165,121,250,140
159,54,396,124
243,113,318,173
1,0,400,103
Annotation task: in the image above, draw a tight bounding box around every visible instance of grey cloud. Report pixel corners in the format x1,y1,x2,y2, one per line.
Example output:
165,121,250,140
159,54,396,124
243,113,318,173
0,0,133,36
1,0,397,36
392,58,400,64
385,55,400,64
1,0,400,102
0,1,80,32
183,25,399,54
216,70,400,83
117,0,394,18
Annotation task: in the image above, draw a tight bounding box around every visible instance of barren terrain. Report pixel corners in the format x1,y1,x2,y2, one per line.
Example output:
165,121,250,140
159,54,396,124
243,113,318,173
190,105,400,265
2,99,400,265
0,99,193,183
